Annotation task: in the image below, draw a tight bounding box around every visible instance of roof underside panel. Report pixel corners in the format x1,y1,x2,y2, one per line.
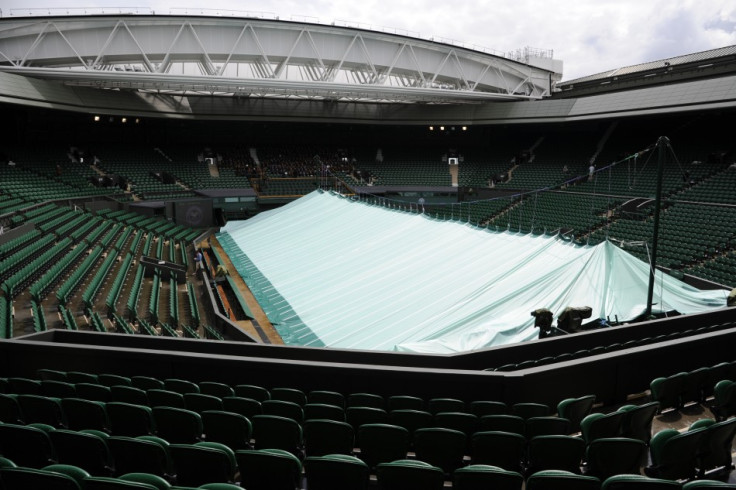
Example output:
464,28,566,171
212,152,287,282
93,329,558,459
217,191,727,353
0,15,554,102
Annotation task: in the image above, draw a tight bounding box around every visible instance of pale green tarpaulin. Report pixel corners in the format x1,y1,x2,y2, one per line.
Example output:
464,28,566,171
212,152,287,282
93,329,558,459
218,191,728,353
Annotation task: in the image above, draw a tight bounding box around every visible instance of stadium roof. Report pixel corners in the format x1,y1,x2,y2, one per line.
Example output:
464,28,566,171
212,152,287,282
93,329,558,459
0,14,559,104
218,191,728,354
563,45,736,85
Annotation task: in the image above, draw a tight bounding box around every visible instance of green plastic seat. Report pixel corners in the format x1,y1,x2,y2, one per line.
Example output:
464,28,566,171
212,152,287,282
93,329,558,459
304,402,345,422
305,454,370,490
111,386,149,406
650,373,688,413
454,464,524,490
478,414,526,435
0,422,56,468
387,395,424,411
184,393,223,414
413,427,466,474
108,436,172,478
470,430,525,473
690,417,736,476
146,389,185,409
163,378,199,395
0,467,82,490
262,399,304,423
357,423,410,469
106,402,155,437
271,387,307,407
682,481,736,489
251,414,303,457
428,397,465,415
580,411,626,445
234,384,270,402
236,448,302,490
152,406,203,444
169,442,236,487
526,416,572,439
119,473,171,490
348,392,385,409
221,395,262,419
526,469,601,490
308,390,346,408
61,398,109,432
557,395,596,433
201,410,252,451
198,381,234,398
303,419,354,457
0,393,23,424
49,429,112,476
617,402,659,445
527,435,585,475
602,474,680,490
586,437,646,480
376,459,445,490
646,428,707,480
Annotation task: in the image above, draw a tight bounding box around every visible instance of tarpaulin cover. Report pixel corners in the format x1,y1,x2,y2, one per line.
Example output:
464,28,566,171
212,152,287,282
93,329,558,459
217,191,728,353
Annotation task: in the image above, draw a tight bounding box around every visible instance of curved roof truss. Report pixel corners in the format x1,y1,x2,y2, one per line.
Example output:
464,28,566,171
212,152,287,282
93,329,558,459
0,15,555,103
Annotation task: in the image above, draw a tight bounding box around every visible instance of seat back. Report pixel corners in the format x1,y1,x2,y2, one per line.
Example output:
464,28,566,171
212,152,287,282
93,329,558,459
557,395,596,433
251,414,303,456
49,429,112,476
17,394,64,426
358,423,410,469
586,437,646,480
0,467,81,490
184,393,223,414
453,464,524,490
376,460,445,490
618,402,659,444
478,415,526,436
202,410,252,451
169,443,235,487
581,412,625,444
236,448,302,490
303,419,354,457
527,435,585,475
152,406,203,444
107,436,171,478
526,416,571,439
61,398,109,432
106,402,154,437
308,390,345,408
601,474,681,490
470,431,526,473
526,469,601,490
304,403,345,422
163,378,199,395
0,422,56,468
262,399,304,423
348,393,385,409
304,454,370,490
648,428,706,480
413,427,466,473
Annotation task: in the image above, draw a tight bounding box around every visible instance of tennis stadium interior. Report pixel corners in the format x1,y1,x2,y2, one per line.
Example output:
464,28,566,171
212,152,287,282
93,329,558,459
0,12,736,490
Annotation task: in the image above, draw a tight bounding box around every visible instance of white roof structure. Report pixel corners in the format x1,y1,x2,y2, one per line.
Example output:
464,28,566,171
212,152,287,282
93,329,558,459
0,14,558,103
218,191,728,353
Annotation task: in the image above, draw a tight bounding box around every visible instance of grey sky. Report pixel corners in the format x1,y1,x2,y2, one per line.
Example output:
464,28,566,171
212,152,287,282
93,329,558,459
2,0,734,81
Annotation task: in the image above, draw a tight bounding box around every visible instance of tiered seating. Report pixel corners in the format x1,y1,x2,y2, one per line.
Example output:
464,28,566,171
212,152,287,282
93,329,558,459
487,192,619,235
0,295,11,339
56,245,104,306
0,368,732,489
187,283,200,327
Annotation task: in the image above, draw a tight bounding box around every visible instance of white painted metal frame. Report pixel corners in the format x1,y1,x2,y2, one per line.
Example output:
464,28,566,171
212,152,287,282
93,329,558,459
0,15,555,103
